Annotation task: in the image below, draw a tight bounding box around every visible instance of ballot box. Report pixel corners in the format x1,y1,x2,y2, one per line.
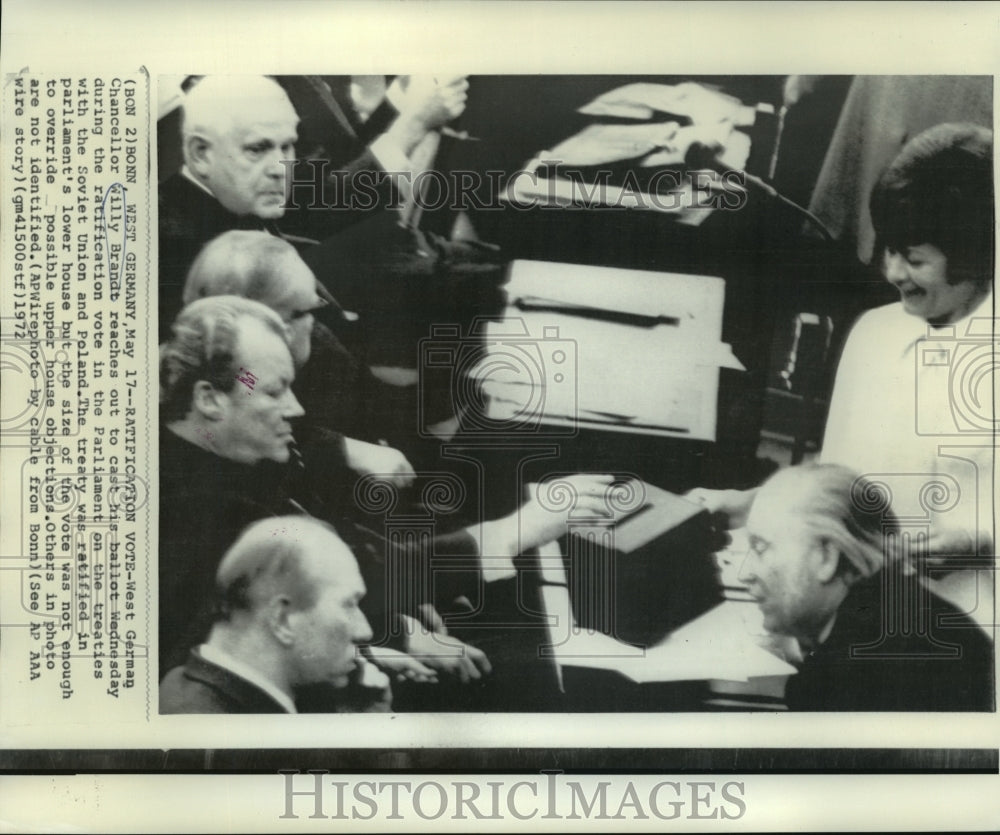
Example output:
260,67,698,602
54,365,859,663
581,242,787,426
470,260,743,442
558,482,723,648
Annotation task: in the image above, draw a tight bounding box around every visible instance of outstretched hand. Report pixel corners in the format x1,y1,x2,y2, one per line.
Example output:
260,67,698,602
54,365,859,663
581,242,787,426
684,487,756,530
343,437,416,489
516,474,619,552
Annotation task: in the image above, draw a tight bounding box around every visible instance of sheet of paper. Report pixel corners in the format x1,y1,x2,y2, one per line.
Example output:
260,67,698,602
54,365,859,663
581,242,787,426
475,261,741,437
640,125,752,170
501,165,719,224
542,587,797,683
503,258,726,329
546,122,684,166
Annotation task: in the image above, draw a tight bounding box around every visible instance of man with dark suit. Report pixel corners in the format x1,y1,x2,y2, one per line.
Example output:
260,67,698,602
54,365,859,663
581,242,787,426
158,73,469,336
180,228,417,483
160,516,377,714
740,463,994,711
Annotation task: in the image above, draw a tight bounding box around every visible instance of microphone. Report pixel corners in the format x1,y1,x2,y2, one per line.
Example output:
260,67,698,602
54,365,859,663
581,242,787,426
683,140,833,241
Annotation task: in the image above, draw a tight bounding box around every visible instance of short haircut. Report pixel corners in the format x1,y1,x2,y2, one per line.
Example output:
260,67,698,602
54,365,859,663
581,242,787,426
764,463,897,580
870,122,994,285
181,75,298,149
182,230,299,306
159,295,290,422
214,516,345,620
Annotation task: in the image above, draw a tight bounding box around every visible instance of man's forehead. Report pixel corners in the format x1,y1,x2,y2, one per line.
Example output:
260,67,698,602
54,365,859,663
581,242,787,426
749,481,808,536
309,544,364,592
185,76,298,136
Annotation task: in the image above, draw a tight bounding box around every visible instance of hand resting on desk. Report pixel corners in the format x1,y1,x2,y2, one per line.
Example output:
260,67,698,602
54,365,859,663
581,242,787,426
400,615,493,684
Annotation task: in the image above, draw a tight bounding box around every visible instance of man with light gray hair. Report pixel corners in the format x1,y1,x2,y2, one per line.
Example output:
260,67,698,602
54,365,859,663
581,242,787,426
158,73,469,335
182,229,417,487
741,463,993,711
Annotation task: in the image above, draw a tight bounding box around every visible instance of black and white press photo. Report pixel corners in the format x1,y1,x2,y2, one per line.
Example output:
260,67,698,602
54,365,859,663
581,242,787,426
154,73,995,715
3,3,1000,831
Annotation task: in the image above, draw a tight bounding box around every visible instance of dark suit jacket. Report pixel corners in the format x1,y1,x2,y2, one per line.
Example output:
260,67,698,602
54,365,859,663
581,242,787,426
275,75,401,242
158,173,277,338
158,429,480,677
158,76,400,335
160,648,289,714
785,575,995,711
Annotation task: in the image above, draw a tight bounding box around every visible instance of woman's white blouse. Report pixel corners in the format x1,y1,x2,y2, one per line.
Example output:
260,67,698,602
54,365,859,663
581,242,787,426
821,292,995,552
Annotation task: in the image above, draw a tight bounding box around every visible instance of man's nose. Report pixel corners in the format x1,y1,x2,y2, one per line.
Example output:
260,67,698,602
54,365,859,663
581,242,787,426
267,149,288,180
284,390,306,419
354,611,374,645
883,251,909,285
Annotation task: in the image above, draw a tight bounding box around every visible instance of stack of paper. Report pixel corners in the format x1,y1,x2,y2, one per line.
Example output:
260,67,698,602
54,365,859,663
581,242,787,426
577,81,759,127
545,120,751,171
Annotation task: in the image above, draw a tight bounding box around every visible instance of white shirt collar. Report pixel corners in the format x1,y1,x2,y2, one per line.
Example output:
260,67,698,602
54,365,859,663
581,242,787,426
889,287,994,358
198,643,297,713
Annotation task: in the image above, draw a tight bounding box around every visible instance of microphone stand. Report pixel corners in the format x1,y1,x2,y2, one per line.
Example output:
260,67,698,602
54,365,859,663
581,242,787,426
685,142,835,242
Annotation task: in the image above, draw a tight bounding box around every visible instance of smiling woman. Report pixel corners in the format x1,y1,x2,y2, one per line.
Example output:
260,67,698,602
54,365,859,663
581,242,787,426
689,122,995,628
879,243,988,326
868,121,993,325
820,124,995,622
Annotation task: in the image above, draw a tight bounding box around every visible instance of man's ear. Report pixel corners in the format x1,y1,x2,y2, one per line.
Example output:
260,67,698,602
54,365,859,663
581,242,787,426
185,132,213,180
192,380,226,421
814,539,842,584
265,596,296,646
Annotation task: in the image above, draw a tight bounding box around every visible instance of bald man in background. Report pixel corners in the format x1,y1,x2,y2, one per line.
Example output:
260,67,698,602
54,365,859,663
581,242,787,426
158,74,468,335
160,516,380,714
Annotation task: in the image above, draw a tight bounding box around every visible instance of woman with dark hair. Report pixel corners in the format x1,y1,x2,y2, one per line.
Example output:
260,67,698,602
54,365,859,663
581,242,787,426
822,123,994,562
865,121,993,322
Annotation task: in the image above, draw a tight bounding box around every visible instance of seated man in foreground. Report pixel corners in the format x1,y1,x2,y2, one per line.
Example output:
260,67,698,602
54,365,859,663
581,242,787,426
741,463,994,711
161,516,380,713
